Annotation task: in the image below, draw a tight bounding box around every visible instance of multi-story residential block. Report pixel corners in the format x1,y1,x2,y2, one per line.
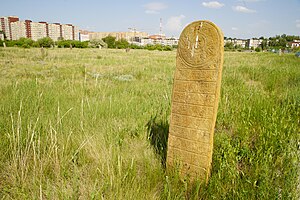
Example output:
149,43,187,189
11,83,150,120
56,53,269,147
73,26,79,41
247,38,263,49
48,23,62,41
0,16,19,40
30,22,47,41
0,17,9,39
11,21,26,40
48,23,78,41
79,30,91,42
61,24,73,40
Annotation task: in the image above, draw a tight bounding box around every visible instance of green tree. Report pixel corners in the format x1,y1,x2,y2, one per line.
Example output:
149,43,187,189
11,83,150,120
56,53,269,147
102,36,116,48
89,39,107,48
129,44,143,49
115,39,129,49
56,39,89,48
234,44,242,50
261,39,268,50
4,40,18,47
255,47,262,52
56,40,73,48
163,45,173,51
224,42,234,50
73,41,89,48
5,37,34,48
37,37,54,48
0,30,7,40
144,44,173,51
18,37,34,48
286,35,295,42
278,38,287,48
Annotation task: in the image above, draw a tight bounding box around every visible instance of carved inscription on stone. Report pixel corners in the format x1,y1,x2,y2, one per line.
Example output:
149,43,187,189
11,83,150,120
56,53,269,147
167,20,224,181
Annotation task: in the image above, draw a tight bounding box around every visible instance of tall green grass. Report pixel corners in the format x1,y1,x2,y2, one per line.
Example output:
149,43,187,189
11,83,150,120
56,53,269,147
0,48,299,199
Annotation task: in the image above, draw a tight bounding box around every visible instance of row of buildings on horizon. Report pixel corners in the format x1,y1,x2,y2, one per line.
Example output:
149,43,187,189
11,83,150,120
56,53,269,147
0,16,178,46
0,16,179,46
0,16,79,41
1,16,299,49
80,31,300,49
80,30,179,46
79,30,269,48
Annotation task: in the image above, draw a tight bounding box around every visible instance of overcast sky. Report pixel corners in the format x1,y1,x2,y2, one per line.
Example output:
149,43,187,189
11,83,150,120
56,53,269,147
1,0,299,38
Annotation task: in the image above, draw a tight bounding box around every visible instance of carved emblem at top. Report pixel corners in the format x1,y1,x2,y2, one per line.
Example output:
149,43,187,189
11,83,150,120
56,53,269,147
177,21,221,68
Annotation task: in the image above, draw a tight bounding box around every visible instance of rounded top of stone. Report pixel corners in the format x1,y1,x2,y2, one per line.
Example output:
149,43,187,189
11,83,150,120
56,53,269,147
177,20,224,68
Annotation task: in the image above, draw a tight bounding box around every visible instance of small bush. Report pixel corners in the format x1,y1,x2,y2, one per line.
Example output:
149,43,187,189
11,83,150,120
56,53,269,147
22,44,30,48
37,37,54,48
145,44,173,51
255,47,262,52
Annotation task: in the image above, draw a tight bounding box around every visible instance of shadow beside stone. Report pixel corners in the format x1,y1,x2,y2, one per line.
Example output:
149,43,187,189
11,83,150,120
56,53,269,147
146,113,169,168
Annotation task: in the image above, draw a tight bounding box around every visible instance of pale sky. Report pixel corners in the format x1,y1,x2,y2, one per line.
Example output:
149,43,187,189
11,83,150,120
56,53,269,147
1,0,300,39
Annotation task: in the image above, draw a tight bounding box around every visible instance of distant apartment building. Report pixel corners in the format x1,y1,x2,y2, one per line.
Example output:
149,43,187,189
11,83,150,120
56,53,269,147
48,23,62,41
247,38,262,49
74,26,79,41
0,16,19,40
89,31,148,42
0,16,79,41
234,39,247,48
225,38,247,48
79,30,91,42
11,21,26,40
61,24,73,40
31,22,48,41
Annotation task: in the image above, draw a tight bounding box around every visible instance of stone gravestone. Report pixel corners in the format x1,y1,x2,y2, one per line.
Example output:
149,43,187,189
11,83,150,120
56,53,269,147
167,20,224,182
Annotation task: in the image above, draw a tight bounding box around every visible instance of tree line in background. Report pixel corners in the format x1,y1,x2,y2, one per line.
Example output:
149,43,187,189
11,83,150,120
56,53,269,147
0,34,299,52
224,34,300,52
0,35,175,51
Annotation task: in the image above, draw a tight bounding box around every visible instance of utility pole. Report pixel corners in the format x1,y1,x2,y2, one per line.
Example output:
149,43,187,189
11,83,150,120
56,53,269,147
159,18,162,37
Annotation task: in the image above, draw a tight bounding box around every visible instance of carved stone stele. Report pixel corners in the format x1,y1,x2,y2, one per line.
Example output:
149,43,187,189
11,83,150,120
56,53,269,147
167,20,224,182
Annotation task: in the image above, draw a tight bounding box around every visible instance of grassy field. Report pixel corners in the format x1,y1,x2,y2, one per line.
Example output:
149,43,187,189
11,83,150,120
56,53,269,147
0,47,299,199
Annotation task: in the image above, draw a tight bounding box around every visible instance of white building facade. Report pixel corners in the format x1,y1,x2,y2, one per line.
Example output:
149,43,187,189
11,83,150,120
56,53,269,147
11,21,26,40
0,16,19,40
48,23,61,41
30,22,47,41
